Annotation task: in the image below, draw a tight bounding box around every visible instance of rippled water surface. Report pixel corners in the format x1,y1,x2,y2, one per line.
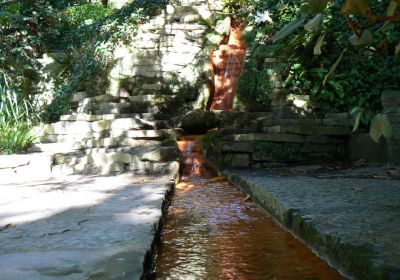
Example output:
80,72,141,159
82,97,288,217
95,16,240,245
154,176,344,279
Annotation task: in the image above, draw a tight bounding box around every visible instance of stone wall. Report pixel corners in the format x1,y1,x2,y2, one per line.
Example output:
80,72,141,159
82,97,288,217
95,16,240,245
108,0,224,110
382,90,400,164
195,105,353,169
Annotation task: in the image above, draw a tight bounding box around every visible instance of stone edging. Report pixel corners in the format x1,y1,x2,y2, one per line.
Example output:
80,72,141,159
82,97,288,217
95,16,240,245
220,169,396,280
141,179,176,279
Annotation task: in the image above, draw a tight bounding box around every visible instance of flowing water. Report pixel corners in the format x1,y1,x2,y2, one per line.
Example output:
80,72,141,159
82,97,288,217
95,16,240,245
211,27,246,111
154,136,345,279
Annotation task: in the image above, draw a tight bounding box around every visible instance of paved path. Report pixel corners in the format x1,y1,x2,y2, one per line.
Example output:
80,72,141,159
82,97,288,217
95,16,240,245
223,166,400,280
0,174,173,280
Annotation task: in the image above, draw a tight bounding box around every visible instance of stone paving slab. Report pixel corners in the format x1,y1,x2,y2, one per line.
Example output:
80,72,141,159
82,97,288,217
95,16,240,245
223,167,400,280
0,174,174,280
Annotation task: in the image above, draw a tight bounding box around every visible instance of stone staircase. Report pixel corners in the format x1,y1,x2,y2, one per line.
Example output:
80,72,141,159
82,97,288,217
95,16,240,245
29,0,228,177
32,92,183,176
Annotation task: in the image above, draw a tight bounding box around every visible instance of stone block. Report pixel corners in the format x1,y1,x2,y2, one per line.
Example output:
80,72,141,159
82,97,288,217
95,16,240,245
301,143,337,153
89,152,132,165
181,14,202,23
384,107,400,114
280,118,322,126
382,90,400,108
391,123,400,137
386,113,400,124
70,92,88,103
220,142,252,153
323,118,353,127
229,154,249,168
140,147,180,162
127,160,180,176
28,142,82,153
251,142,302,162
277,125,351,136
305,135,345,144
226,133,305,143
347,133,387,162
387,140,400,164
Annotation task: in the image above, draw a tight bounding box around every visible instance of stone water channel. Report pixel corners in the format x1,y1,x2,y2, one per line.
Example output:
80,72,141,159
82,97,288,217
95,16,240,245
152,136,345,279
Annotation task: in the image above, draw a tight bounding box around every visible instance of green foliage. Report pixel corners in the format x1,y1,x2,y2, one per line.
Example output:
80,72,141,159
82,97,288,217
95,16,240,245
63,3,114,28
229,0,400,121
0,122,36,155
41,0,169,122
202,131,219,153
0,74,36,154
0,1,57,95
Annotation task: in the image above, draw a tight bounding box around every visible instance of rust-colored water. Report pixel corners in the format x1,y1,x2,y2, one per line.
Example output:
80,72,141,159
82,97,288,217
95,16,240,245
154,136,345,279
210,27,246,111
177,135,212,177
154,177,344,279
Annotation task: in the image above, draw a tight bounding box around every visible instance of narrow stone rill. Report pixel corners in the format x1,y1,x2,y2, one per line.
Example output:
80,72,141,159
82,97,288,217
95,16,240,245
153,135,345,279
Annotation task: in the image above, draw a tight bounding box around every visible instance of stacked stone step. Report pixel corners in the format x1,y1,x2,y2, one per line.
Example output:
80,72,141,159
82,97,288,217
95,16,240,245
382,90,400,163
107,0,225,113
70,93,180,115
32,91,183,176
29,0,226,176
267,89,314,118
205,111,353,168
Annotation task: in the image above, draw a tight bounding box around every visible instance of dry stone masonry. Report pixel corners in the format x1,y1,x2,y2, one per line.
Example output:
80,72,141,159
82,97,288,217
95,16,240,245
203,90,353,168
108,0,224,110
20,0,226,177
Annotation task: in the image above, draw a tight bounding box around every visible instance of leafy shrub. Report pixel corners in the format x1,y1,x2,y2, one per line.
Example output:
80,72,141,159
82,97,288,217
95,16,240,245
40,0,170,122
0,122,36,155
229,0,400,120
0,74,36,154
0,1,57,95
64,3,114,27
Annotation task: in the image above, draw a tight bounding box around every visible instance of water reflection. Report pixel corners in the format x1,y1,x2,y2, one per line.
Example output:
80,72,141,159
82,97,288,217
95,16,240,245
155,177,344,280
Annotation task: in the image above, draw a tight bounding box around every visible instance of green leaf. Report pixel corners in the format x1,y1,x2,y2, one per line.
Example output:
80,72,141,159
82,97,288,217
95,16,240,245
348,29,374,46
272,17,305,43
370,114,392,143
352,111,362,132
301,0,330,15
314,33,325,55
386,0,398,16
304,13,323,31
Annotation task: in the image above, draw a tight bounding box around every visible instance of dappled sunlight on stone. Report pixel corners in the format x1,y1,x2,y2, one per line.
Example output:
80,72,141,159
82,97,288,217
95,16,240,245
0,173,173,279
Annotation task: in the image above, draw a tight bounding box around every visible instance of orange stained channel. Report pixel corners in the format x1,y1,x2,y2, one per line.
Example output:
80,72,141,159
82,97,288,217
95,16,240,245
154,136,345,279
210,27,246,111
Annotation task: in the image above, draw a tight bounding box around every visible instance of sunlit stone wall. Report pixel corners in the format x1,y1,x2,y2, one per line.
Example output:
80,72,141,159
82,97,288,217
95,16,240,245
108,0,224,110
